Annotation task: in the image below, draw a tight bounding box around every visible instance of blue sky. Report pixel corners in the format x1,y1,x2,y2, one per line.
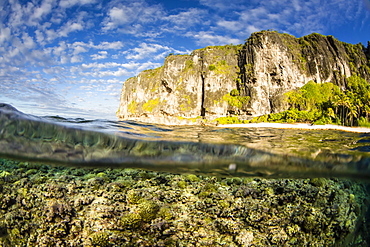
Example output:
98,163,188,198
0,0,369,119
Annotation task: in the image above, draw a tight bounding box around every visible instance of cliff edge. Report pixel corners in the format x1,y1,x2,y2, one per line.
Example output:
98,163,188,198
117,31,370,124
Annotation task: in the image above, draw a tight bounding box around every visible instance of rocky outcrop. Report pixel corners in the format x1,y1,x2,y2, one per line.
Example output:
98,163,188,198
117,31,370,124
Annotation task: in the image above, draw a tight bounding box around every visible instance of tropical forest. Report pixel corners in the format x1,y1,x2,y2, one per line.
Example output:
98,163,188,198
250,75,370,127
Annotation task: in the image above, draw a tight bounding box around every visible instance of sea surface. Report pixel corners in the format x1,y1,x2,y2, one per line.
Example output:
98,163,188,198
1,103,370,180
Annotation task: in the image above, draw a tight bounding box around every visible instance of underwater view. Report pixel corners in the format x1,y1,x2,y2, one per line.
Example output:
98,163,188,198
1,103,370,246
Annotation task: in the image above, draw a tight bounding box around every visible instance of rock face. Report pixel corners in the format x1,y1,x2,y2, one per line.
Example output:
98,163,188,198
117,31,370,124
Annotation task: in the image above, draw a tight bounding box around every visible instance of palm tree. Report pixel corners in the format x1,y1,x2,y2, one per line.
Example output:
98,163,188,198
348,104,358,126
342,96,352,126
331,94,340,116
336,95,347,125
327,108,336,123
364,105,370,122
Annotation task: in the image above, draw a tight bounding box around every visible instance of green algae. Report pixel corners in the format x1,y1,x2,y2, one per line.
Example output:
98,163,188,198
121,212,142,229
90,231,110,247
137,200,160,222
177,180,187,189
185,174,201,182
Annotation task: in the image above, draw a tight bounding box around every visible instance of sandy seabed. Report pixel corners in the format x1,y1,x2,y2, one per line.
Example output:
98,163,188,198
218,122,370,133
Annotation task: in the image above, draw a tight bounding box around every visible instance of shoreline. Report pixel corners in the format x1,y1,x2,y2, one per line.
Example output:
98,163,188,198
117,115,370,133
218,122,370,133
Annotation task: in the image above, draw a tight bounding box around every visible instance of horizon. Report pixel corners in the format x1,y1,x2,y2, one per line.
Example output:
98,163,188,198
0,0,369,120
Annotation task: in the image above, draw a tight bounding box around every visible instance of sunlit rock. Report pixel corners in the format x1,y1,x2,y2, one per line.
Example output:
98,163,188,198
117,31,370,124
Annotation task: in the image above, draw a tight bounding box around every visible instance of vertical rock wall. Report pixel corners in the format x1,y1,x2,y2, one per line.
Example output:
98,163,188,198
117,31,370,124
117,45,243,124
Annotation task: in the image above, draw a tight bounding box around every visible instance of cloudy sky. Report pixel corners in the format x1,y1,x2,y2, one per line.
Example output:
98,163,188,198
0,0,369,119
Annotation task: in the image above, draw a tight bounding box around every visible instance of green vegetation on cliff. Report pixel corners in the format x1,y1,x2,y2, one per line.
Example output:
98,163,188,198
128,100,137,114
222,89,250,109
251,75,370,126
143,98,161,113
209,60,234,75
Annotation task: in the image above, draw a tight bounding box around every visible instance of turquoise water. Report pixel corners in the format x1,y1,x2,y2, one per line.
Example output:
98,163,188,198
1,103,370,179
1,103,370,246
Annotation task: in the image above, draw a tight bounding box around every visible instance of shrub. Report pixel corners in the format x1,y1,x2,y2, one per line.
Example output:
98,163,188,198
209,64,216,71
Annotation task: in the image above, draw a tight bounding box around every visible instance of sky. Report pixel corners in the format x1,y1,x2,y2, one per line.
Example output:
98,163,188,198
0,0,369,120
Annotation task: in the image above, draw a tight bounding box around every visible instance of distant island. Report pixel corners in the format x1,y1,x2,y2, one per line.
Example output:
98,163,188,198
117,31,370,127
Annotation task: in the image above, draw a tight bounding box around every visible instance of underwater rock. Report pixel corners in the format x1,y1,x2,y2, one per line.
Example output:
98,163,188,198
0,158,369,246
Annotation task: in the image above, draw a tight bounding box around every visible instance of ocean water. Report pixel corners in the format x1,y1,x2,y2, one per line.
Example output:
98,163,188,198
1,103,370,246
1,103,369,179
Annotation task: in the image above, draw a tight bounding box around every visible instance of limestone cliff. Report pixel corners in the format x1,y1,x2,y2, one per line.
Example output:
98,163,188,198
117,31,370,124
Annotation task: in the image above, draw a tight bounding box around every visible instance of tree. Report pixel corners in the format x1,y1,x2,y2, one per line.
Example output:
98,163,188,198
364,105,370,121
331,94,340,116
285,90,303,109
348,104,358,126
254,76,369,126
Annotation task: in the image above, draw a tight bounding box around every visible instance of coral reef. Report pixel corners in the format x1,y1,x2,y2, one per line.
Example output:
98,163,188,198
0,158,369,246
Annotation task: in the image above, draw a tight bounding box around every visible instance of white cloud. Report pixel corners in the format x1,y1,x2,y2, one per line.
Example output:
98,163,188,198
31,0,54,21
102,1,164,34
107,79,121,84
53,41,67,56
121,62,142,70
45,28,58,42
246,25,260,34
60,55,69,64
81,68,131,77
59,0,97,8
34,29,45,45
29,49,53,66
71,55,82,63
163,8,208,29
98,84,116,92
199,0,249,10
216,20,242,32
91,51,108,60
8,1,32,28
22,33,36,49
26,10,89,43
59,21,84,37
135,62,162,72
81,62,118,69
5,0,57,28
78,60,162,78
81,62,116,69
234,0,363,36
43,67,60,75
72,41,123,50
95,41,123,50
107,7,131,25
79,84,94,90
125,43,171,60
73,45,88,55
291,0,302,12
188,31,242,46
0,26,11,44
80,61,140,70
